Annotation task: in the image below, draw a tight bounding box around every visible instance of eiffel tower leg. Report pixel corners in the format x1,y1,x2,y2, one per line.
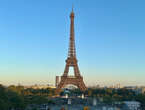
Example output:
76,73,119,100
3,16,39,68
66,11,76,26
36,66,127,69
74,64,80,76
63,64,69,76
78,81,87,91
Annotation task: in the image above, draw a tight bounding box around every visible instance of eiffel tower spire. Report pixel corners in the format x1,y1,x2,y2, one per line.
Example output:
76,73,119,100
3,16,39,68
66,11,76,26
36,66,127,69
68,8,76,58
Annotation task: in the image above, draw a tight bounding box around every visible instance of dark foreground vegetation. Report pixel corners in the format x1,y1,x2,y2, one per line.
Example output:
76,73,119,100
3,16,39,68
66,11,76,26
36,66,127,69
0,84,145,110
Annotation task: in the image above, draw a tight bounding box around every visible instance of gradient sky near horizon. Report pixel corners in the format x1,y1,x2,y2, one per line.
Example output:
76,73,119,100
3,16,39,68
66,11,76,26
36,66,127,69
0,0,145,86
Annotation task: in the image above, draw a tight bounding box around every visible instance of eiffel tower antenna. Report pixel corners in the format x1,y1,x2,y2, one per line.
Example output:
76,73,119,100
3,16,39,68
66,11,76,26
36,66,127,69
72,4,74,12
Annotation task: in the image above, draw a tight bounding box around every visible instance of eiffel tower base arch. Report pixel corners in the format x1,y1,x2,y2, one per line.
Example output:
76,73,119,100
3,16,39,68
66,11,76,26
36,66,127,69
56,76,87,94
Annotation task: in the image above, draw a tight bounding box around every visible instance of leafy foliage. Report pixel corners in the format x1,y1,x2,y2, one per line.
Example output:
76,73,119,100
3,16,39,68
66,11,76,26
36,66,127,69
0,84,145,109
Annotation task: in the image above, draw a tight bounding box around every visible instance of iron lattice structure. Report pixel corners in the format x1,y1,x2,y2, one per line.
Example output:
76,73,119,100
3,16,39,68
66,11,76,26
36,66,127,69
56,9,87,93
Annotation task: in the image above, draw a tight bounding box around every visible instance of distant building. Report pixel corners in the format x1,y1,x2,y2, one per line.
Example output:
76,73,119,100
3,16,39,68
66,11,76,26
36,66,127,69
138,87,145,94
55,76,60,87
124,101,141,110
39,104,49,110
24,84,56,89
125,86,145,94
108,84,123,89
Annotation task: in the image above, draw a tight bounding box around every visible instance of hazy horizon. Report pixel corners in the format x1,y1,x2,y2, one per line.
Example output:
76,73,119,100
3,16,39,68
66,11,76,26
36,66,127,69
0,0,145,86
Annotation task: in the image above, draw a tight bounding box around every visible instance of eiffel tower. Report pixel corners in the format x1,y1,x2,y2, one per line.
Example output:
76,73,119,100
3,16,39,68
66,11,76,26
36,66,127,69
56,9,87,93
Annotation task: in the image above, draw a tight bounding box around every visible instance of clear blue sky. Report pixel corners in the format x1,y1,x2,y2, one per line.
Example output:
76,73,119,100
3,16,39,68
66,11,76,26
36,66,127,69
0,0,145,86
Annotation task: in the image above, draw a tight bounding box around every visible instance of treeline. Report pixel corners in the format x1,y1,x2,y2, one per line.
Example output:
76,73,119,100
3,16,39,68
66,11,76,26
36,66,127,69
0,84,55,110
86,88,145,107
0,84,25,110
67,88,145,107
61,88,145,108
0,84,145,109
